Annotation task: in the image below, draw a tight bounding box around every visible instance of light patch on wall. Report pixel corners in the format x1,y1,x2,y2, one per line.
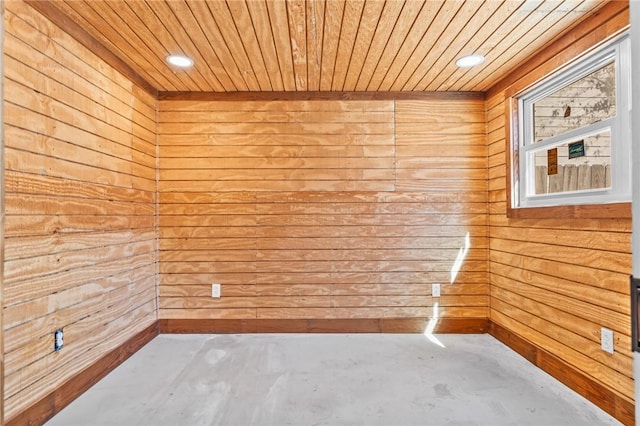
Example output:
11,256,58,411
424,303,445,348
450,233,471,284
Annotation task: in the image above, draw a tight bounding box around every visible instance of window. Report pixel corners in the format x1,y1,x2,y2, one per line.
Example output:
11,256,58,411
511,34,631,210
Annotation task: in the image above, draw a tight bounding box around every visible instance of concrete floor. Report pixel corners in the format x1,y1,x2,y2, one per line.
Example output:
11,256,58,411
47,334,621,426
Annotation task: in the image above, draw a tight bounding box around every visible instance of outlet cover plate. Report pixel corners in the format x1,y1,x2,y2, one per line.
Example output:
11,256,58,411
432,283,441,298
212,283,221,298
601,327,614,354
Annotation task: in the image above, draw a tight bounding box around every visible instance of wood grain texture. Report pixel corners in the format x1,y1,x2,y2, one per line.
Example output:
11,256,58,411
0,2,5,422
488,1,630,99
157,97,488,323
29,0,609,93
490,322,634,426
24,0,156,95
8,2,634,425
3,1,158,421
4,322,159,426
486,3,633,422
157,91,486,102
160,318,488,334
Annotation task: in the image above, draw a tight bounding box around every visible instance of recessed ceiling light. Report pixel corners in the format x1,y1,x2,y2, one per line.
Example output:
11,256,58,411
167,54,194,68
456,54,485,68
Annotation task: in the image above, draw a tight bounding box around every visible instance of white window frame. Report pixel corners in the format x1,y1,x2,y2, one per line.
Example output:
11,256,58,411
513,34,631,209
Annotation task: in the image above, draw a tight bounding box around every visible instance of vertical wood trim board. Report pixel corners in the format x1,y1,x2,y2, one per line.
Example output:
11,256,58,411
3,1,158,420
486,1,634,415
157,98,489,323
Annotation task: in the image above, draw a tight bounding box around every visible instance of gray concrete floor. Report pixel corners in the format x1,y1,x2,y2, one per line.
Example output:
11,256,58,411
47,334,622,426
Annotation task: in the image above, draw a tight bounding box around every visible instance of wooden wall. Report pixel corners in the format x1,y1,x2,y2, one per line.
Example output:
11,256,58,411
486,1,633,415
8,0,632,422
157,97,488,325
3,1,157,420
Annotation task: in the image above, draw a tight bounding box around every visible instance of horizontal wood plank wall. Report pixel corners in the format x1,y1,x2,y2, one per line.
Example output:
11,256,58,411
3,1,158,421
157,98,488,324
486,2,633,419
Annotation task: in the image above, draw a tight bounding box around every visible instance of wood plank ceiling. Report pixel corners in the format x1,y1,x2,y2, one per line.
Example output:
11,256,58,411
38,0,607,93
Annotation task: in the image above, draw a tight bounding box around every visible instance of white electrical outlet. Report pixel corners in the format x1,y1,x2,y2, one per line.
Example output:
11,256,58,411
601,327,614,354
432,283,441,298
211,283,221,298
54,329,64,352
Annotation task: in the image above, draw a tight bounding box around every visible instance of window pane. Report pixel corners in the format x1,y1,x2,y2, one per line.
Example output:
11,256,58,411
532,62,615,143
532,130,611,195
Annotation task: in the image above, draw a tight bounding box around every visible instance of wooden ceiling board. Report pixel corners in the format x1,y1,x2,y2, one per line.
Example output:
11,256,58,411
388,0,464,91
103,1,193,91
353,0,407,91
305,0,326,91
39,0,612,93
458,0,605,91
373,0,441,92
244,1,282,91
266,0,298,91
319,0,345,91
162,1,232,91
405,0,485,91
104,0,205,91
341,0,385,91
331,0,366,91
365,0,427,91
186,1,247,91
441,0,552,91
287,0,309,90
206,0,266,90
428,0,525,91
227,0,277,90
52,0,180,91
130,1,216,91
418,0,514,91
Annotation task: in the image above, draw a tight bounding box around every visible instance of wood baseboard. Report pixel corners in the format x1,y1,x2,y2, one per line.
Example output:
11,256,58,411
159,318,489,334
489,321,634,426
5,321,159,426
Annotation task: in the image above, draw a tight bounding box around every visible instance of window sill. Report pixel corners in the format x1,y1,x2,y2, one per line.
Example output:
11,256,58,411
506,202,630,219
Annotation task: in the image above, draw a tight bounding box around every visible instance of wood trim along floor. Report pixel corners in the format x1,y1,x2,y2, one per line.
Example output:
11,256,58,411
489,321,635,426
158,318,489,334
4,322,160,426
6,320,633,426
